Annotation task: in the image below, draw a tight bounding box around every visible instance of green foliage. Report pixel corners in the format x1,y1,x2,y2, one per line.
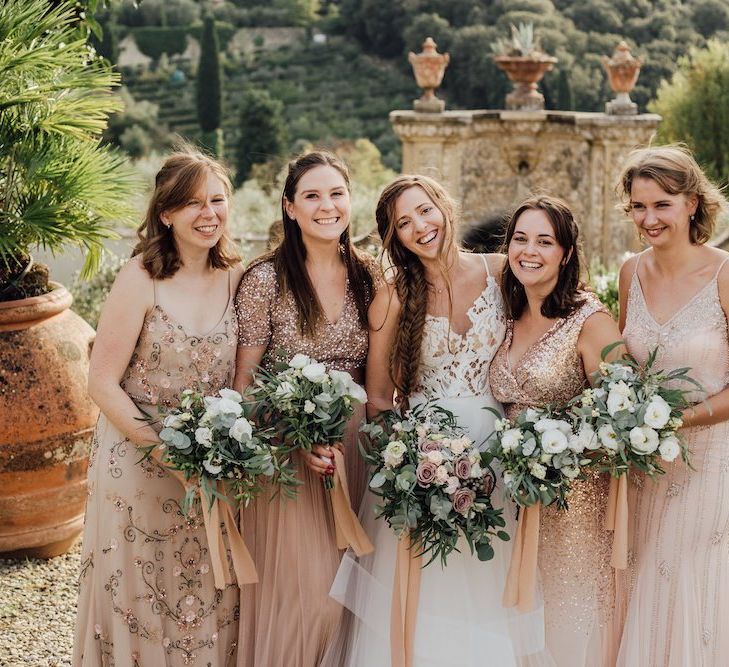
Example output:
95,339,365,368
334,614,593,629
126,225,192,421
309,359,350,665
197,16,223,144
105,87,171,157
235,88,287,186
0,0,137,283
692,0,729,39
402,13,454,55
118,0,200,27
556,68,573,110
129,23,238,61
71,251,125,327
650,39,729,184
200,128,225,158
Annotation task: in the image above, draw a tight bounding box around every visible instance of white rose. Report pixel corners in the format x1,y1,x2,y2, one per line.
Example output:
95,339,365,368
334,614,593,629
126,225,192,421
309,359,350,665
607,389,632,416
444,476,460,494
426,450,445,466
524,408,541,423
163,414,186,430
218,388,242,403
629,426,659,454
501,428,523,452
304,400,316,414
598,424,620,451
644,396,671,429
449,437,469,455
528,461,547,480
229,418,253,443
274,381,296,400
195,427,213,447
383,440,407,468
534,418,559,433
541,429,569,454
434,465,449,484
659,435,681,462
301,362,328,383
289,353,311,369
347,381,368,405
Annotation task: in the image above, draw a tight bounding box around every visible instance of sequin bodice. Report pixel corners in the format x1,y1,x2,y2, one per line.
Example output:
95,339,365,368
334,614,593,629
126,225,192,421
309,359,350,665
489,292,607,419
234,260,370,374
623,268,729,401
120,287,238,408
412,274,506,401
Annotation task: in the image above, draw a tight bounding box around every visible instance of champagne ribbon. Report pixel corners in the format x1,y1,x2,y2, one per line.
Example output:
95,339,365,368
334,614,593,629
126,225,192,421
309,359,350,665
502,502,541,612
605,473,629,569
329,449,374,556
390,533,422,667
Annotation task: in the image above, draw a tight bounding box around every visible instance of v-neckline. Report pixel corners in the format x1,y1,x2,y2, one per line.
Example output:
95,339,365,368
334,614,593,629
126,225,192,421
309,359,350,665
505,316,563,374
154,299,232,339
425,275,494,338
633,272,715,329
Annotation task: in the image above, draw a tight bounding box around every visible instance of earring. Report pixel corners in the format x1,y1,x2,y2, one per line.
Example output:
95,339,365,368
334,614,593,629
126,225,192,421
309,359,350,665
690,214,696,223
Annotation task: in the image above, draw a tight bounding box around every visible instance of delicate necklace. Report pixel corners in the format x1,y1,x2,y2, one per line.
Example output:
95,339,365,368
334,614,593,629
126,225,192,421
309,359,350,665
427,282,446,294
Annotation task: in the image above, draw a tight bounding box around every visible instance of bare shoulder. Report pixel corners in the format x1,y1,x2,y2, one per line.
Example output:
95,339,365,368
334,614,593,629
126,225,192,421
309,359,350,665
713,248,729,305
485,252,506,279
582,309,619,335
112,256,154,305
368,279,400,329
229,261,245,285
618,252,640,287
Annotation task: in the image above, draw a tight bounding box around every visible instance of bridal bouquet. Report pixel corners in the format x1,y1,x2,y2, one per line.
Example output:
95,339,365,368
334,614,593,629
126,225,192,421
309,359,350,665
487,406,594,511
360,404,508,565
247,352,368,489
148,388,296,514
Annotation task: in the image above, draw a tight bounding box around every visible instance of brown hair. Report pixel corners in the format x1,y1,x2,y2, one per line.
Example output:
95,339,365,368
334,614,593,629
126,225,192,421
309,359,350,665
616,144,726,245
500,195,585,320
246,150,375,336
375,175,460,407
132,145,239,278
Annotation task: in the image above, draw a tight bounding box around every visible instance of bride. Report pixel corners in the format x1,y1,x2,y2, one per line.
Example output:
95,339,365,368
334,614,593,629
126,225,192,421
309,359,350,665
331,175,551,666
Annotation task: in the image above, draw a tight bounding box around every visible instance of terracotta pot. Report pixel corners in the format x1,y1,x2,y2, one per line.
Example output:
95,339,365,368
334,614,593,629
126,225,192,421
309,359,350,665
493,55,557,111
0,283,98,558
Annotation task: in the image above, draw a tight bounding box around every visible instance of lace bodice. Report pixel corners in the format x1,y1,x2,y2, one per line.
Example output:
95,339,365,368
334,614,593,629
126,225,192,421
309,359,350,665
411,262,506,401
120,274,238,407
623,256,729,400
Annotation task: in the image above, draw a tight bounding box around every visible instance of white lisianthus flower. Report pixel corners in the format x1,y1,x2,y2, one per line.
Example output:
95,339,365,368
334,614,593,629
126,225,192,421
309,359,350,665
534,418,560,433
347,382,368,405
218,388,242,403
609,380,631,396
163,414,186,430
643,396,671,429
607,389,632,416
301,362,328,383
289,353,311,369
383,440,407,468
304,400,316,414
629,426,659,454
204,396,243,417
203,459,223,475
444,476,460,494
501,428,523,451
434,465,449,484
598,424,620,451
658,435,681,462
426,450,445,466
541,429,569,454
525,408,541,423
528,460,547,480
195,427,213,447
229,418,253,443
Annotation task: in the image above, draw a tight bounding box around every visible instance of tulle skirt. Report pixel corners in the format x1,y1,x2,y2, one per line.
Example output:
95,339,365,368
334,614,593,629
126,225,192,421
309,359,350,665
331,395,554,666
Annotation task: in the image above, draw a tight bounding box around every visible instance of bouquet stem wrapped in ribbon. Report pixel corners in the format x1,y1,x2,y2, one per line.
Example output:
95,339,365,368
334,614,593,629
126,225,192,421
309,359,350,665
361,404,508,666
247,352,373,557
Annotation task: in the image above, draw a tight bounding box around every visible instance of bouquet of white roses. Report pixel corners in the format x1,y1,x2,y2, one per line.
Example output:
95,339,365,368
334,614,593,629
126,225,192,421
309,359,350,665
247,352,368,489
487,406,594,512
360,403,508,566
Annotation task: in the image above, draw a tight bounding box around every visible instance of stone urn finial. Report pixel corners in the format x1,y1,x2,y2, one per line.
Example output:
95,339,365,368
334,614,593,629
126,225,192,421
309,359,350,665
408,37,450,113
492,23,557,111
602,41,642,115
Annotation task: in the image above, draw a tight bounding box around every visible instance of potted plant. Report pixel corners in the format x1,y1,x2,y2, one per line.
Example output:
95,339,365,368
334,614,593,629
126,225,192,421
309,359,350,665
0,0,136,557
492,22,557,111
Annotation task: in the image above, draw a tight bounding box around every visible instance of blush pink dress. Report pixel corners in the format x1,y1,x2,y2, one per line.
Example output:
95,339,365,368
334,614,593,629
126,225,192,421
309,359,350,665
616,253,729,666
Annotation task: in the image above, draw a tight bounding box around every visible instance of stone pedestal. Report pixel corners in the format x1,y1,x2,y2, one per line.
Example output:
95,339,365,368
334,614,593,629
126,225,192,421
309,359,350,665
390,109,661,267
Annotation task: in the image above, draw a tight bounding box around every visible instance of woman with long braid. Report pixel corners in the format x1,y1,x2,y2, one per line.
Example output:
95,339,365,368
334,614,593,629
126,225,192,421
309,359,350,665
331,175,550,666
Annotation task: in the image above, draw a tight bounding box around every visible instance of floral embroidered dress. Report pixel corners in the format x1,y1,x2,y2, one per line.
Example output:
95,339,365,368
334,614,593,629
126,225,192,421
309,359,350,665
73,275,240,667
234,259,373,667
489,292,619,667
616,254,729,666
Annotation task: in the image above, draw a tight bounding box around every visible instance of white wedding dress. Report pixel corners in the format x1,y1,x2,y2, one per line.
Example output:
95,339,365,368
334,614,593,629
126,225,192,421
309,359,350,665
331,258,552,666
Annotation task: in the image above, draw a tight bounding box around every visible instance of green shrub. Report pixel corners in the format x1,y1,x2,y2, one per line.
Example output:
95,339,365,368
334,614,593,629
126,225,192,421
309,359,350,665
71,253,126,328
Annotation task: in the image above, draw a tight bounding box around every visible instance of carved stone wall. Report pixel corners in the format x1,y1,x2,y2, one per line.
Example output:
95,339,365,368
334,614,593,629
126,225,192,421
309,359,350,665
391,110,661,266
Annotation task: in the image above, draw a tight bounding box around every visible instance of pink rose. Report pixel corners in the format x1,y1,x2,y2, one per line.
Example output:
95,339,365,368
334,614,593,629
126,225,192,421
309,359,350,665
452,487,476,515
418,439,440,453
455,458,472,480
416,461,438,487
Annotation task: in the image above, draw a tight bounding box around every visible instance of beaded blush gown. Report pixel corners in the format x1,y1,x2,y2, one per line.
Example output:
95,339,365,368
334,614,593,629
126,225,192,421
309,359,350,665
616,254,729,666
489,292,619,667
234,260,373,667
331,257,551,667
73,274,240,667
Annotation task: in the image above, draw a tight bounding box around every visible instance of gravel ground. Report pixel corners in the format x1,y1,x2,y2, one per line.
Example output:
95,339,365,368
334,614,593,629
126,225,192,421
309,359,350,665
0,542,80,667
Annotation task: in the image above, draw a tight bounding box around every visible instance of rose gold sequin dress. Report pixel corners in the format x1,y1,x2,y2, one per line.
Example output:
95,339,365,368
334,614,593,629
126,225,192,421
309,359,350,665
490,293,618,667
234,260,373,667
73,274,240,667
616,254,729,666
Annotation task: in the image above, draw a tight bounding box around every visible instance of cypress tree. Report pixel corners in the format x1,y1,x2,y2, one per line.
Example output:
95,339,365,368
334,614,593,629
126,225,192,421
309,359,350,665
196,14,223,156
556,69,574,111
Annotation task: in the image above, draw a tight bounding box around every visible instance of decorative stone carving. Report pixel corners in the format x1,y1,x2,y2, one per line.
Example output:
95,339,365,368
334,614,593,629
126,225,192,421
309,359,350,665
408,37,450,113
602,41,642,116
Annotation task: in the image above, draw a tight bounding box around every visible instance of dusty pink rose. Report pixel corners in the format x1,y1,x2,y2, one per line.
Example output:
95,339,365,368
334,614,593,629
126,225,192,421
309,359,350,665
418,439,440,453
416,461,438,487
452,487,476,515
455,458,472,480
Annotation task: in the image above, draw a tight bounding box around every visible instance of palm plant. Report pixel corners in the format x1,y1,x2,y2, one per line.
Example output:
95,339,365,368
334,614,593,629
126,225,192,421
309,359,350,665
0,0,137,299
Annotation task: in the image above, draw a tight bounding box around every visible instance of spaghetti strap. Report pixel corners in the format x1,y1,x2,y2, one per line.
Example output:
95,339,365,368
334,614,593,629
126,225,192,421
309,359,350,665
481,253,490,277
151,279,157,307
714,256,729,280
632,252,643,277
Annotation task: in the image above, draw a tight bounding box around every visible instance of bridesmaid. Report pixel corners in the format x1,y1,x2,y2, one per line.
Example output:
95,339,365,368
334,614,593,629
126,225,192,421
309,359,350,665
232,151,379,666
488,195,623,666
615,145,729,665
73,148,243,665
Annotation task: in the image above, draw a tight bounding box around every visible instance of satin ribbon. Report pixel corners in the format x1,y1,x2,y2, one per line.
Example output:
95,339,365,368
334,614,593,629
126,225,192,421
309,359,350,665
502,502,541,612
605,473,629,569
330,448,374,556
390,533,422,667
